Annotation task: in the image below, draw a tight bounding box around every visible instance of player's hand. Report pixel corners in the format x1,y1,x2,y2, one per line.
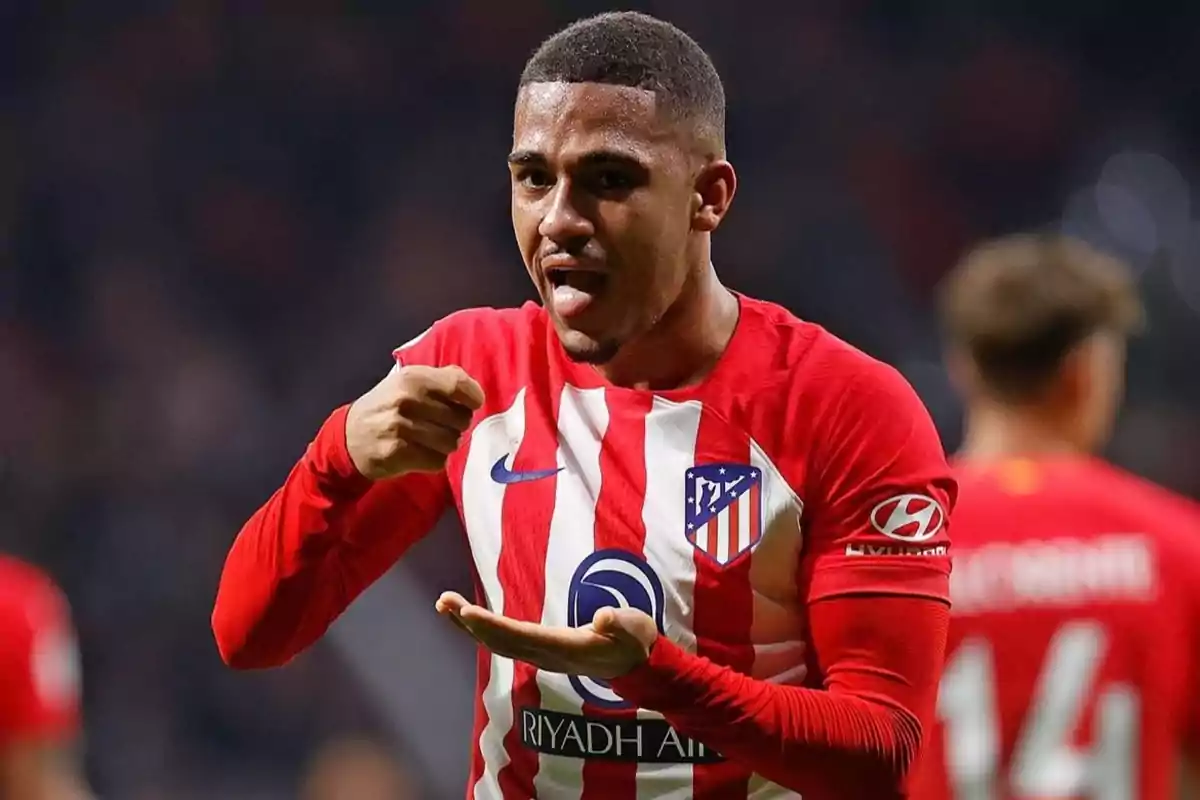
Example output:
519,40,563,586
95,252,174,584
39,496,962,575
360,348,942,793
436,592,658,678
345,365,485,479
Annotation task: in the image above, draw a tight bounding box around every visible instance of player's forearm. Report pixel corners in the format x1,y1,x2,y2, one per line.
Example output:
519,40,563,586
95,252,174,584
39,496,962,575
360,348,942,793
609,595,948,795
212,472,356,666
610,638,920,794
213,407,371,667
212,405,442,669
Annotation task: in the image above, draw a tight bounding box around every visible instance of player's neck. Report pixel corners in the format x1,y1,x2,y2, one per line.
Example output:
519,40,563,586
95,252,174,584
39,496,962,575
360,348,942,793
959,404,1088,462
597,264,738,391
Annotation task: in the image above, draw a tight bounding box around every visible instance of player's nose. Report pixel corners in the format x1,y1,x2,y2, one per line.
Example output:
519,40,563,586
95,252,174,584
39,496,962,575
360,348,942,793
538,183,595,244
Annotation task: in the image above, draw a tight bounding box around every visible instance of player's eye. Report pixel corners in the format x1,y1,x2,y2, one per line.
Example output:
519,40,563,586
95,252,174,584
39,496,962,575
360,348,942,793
516,169,553,191
591,169,635,194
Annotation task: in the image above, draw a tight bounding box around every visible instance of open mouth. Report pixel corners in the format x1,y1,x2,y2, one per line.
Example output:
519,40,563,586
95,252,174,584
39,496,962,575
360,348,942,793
545,267,608,319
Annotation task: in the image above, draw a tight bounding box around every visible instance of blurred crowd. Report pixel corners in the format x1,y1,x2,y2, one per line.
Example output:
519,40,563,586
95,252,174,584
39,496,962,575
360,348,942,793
3,1,1200,797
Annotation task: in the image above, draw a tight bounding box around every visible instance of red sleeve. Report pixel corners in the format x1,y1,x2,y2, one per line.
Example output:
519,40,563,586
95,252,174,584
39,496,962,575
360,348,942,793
212,327,453,669
802,361,956,604
610,356,954,795
610,594,949,798
0,562,81,747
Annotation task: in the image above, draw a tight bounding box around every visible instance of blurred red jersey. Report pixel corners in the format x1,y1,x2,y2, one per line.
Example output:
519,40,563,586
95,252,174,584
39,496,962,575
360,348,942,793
910,457,1200,800
0,556,81,747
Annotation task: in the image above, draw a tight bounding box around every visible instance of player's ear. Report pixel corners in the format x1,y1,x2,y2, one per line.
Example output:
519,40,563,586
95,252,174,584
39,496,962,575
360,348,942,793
1057,335,1122,426
691,160,736,233
1055,343,1092,411
944,347,979,400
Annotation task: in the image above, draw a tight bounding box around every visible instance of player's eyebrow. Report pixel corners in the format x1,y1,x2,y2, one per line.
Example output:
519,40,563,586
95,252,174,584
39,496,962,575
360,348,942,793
507,149,649,169
507,150,545,167
577,150,647,170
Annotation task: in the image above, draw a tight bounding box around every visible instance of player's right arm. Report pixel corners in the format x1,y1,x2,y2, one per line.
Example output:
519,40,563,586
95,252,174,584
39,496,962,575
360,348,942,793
0,561,91,800
212,344,484,669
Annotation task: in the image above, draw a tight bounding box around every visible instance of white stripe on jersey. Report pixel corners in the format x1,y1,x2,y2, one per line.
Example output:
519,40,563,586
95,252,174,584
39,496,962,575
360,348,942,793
748,442,806,653
744,442,805,798
641,397,702,655
635,397,704,798
533,386,610,800
464,389,528,800
717,506,732,565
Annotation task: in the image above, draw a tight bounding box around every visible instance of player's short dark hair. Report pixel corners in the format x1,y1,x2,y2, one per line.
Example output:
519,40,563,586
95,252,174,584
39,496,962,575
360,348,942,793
939,233,1143,402
520,11,725,152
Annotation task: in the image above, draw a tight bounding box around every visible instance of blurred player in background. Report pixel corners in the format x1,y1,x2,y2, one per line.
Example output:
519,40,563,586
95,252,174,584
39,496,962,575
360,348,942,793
911,234,1200,799
214,10,955,799
0,556,90,800
300,737,418,800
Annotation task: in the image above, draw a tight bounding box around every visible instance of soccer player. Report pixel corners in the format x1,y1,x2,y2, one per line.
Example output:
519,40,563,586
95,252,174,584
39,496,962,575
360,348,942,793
910,234,1200,799
0,555,90,800
213,11,955,799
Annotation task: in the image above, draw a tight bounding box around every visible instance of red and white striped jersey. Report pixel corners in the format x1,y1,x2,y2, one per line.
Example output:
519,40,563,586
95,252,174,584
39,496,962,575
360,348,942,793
386,295,954,799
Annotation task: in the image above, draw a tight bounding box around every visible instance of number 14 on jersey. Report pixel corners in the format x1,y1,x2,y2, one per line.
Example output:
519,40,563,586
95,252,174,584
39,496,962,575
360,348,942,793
938,620,1138,799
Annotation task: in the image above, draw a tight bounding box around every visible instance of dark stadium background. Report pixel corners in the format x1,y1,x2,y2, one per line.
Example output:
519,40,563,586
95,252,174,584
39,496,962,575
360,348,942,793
3,1,1200,797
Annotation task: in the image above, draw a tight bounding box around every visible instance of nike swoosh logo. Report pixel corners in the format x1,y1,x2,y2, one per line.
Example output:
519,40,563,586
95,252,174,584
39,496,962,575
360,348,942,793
490,454,562,484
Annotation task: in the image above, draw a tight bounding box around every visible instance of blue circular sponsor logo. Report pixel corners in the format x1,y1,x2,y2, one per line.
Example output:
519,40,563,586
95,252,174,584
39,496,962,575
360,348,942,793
566,549,665,708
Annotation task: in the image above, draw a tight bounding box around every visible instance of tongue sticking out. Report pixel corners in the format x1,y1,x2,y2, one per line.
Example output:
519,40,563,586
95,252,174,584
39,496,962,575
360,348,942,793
549,271,606,319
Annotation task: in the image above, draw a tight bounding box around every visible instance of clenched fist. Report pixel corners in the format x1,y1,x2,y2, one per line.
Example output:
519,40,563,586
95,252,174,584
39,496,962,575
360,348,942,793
345,365,485,479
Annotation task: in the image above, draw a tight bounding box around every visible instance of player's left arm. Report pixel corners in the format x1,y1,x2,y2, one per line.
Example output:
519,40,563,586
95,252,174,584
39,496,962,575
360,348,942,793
610,362,955,796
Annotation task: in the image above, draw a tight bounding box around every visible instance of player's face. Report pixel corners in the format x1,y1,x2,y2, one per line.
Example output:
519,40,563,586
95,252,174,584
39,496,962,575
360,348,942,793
510,82,704,364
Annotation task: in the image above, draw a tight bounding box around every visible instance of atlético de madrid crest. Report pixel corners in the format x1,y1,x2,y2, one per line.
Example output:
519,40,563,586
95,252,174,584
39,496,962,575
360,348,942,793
684,463,763,567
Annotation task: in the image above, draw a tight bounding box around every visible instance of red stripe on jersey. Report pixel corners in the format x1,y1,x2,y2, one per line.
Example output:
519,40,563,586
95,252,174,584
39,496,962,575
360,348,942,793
495,385,563,798
466,566,491,793
579,391,653,800
748,480,761,550
691,406,755,798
